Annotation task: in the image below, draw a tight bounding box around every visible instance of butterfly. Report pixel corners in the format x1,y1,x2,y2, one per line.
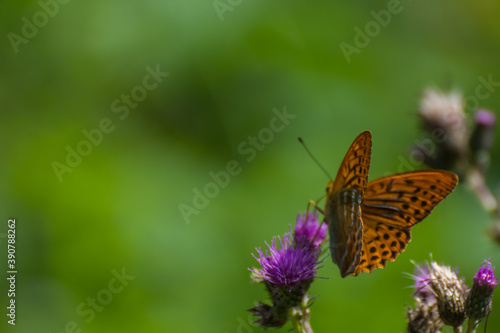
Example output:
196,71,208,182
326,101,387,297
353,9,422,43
309,131,458,277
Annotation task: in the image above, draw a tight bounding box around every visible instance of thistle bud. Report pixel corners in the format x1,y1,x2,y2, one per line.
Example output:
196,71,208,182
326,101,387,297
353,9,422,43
406,298,443,333
465,259,497,331
469,109,496,173
248,301,288,328
416,89,469,173
470,110,496,153
427,262,468,328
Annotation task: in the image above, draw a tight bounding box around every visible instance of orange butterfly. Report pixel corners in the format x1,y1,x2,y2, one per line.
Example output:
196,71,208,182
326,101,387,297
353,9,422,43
308,131,458,277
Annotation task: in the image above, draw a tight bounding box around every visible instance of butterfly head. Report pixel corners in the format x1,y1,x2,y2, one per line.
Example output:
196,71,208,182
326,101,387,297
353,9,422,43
326,180,335,196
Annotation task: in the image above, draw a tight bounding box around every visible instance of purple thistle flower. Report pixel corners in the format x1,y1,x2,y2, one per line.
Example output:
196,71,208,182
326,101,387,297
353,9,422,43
473,258,497,288
466,258,497,330
475,109,496,127
248,213,325,329
249,233,320,328
294,211,327,250
251,232,319,289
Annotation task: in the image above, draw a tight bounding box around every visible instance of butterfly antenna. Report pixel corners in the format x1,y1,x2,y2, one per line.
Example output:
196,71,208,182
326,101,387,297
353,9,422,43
298,137,333,180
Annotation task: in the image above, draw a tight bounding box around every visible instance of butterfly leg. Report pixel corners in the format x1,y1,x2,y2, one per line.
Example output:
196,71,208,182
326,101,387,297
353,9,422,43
306,199,329,250
307,200,324,215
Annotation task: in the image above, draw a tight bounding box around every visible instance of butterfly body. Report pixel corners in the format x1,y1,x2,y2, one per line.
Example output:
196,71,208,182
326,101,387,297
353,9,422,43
318,131,458,277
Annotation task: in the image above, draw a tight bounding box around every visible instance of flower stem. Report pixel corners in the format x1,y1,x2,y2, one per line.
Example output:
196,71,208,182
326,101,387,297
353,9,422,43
453,325,463,333
288,297,314,333
465,318,479,333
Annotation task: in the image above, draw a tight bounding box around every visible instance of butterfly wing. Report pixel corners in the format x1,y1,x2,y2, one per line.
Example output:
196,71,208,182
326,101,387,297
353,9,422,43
352,217,412,276
329,131,372,194
351,170,458,275
325,188,364,277
324,131,372,277
362,170,458,228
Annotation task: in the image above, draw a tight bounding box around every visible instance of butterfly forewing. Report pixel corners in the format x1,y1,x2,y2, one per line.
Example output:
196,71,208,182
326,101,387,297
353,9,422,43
361,170,459,228
330,131,372,194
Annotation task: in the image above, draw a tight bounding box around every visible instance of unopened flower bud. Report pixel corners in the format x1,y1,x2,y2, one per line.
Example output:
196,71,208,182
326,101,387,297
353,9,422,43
469,109,496,173
465,259,497,331
427,262,468,328
406,298,443,333
417,89,469,173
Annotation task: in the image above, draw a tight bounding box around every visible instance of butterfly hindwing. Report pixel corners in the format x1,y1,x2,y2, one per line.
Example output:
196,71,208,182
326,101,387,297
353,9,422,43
361,170,459,228
353,216,411,276
325,188,364,277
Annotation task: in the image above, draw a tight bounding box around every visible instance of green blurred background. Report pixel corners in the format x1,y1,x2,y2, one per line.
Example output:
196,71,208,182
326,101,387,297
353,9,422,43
1,0,500,332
